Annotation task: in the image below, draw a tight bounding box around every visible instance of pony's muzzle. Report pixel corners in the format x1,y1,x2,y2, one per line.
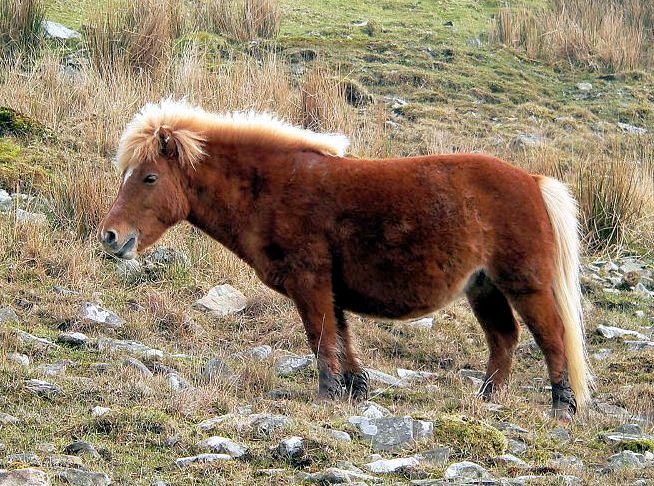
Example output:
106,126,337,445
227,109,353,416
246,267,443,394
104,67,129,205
99,228,138,259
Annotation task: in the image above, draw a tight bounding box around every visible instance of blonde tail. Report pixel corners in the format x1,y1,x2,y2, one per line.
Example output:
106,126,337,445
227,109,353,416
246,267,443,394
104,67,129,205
537,176,593,408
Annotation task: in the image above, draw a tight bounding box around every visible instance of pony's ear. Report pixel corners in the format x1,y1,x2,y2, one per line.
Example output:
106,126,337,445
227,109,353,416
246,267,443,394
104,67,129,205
156,126,177,159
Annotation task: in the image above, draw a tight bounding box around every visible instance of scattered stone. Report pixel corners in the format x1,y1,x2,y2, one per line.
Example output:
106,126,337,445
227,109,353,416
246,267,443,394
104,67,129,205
42,20,81,40
407,317,433,329
364,456,419,473
0,189,11,212
52,468,111,485
415,446,450,466
57,332,89,346
328,430,351,442
0,468,50,485
607,450,645,470
144,247,190,268
43,455,83,469
193,285,247,316
167,373,192,391
511,133,545,148
597,324,648,340
359,401,391,419
617,122,648,135
96,338,164,359
7,352,29,367
238,345,272,361
64,441,101,459
201,357,236,383
304,467,379,484
197,414,234,432
396,368,437,381
349,415,430,451
595,401,643,421
364,368,407,388
196,436,247,458
175,453,232,468
15,209,47,225
36,361,69,376
249,414,292,437
275,355,314,376
494,453,529,468
0,412,19,424
616,424,643,435
79,303,124,329
443,461,491,480
274,436,304,459
576,82,593,91
625,340,654,351
549,426,571,442
15,330,59,351
549,453,584,469
0,307,18,323
25,379,61,397
458,368,486,387
593,348,613,360
91,406,111,418
115,259,141,278
7,452,40,465
507,438,527,455
123,357,153,378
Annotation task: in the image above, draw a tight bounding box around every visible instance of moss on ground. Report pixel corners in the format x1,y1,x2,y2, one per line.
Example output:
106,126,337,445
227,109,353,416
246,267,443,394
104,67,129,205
432,414,507,459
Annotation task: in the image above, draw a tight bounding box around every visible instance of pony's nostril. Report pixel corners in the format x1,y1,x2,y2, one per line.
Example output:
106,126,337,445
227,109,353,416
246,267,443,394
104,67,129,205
104,229,117,246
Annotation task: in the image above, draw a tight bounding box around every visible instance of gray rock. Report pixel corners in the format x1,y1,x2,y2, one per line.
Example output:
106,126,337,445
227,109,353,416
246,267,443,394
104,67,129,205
175,453,232,468
351,415,417,451
57,332,89,346
115,259,141,278
396,368,437,381
167,373,191,391
413,420,433,440
407,317,433,329
0,412,19,424
593,348,612,360
275,355,314,376
197,414,234,432
364,456,420,473
36,361,69,376
416,446,450,466
7,352,29,367
511,134,545,148
25,379,61,397
196,436,247,458
549,426,571,441
43,455,83,469
91,406,111,418
458,368,486,385
365,367,408,387
7,452,40,465
97,338,164,359
0,307,19,323
596,324,648,340
201,357,236,383
52,468,111,485
305,467,380,483
63,441,101,459
274,436,304,459
549,453,583,469
512,475,581,485
443,461,491,480
42,21,81,39
238,345,272,361
495,454,529,468
79,303,124,329
328,430,352,442
249,414,291,437
507,438,527,455
193,285,247,316
576,82,592,91
625,340,654,351
359,401,391,419
0,468,50,485
16,330,59,351
595,401,643,421
607,450,645,470
145,247,190,268
617,122,648,135
616,424,643,435
0,189,11,212
15,209,47,225
601,430,653,447
123,357,153,378
498,422,529,434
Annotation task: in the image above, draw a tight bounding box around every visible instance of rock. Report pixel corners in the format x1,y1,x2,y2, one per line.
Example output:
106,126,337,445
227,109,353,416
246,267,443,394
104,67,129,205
144,247,190,268
415,446,450,466
595,401,643,421
364,368,407,388
617,122,647,135
616,424,643,435
305,467,380,483
193,285,247,316
512,475,581,485
0,412,19,424
7,452,40,465
511,134,545,148
467,37,482,47
91,406,111,418
115,259,141,278
407,317,433,329
15,209,47,225
63,441,101,459
443,461,491,480
458,368,486,386
549,426,571,441
249,414,292,437
413,420,433,440
576,82,592,91
43,455,84,469
52,468,111,485
396,368,437,381
196,436,247,458
15,330,59,351
350,415,420,451
607,450,645,470
201,357,236,383
495,453,529,468
57,332,89,346
167,373,192,391
25,379,61,397
0,468,50,485
364,456,420,473
593,348,612,360
197,414,234,432
274,436,304,459
123,357,153,378
625,340,654,351
97,338,164,359
0,189,11,212
0,307,19,323
275,355,314,376
42,21,81,40
549,453,584,469
79,303,124,329
36,361,69,376
507,438,527,455
596,324,648,340
359,401,391,419
175,453,232,468
328,430,351,442
238,345,272,361
7,352,29,367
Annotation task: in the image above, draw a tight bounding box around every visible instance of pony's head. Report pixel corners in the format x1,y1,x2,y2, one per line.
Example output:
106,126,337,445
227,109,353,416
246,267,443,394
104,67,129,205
99,101,205,259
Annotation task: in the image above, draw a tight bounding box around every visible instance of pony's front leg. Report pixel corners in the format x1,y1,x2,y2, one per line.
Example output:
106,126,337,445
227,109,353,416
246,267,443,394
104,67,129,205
286,273,344,400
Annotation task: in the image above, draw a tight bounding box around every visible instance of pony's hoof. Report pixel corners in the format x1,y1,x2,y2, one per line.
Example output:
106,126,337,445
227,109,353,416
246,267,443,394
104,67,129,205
344,370,369,402
551,379,577,421
476,379,495,401
316,372,345,401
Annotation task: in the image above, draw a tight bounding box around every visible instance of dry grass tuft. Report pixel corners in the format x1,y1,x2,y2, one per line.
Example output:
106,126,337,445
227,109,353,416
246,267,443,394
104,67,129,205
193,0,281,41
0,0,44,60
492,0,654,71
300,65,353,134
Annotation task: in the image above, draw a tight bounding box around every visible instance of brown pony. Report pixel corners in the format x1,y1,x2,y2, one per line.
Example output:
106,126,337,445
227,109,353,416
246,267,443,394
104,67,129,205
99,99,592,419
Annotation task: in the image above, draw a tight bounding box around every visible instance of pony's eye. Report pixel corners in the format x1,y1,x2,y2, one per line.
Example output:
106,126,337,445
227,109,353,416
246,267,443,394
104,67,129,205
143,174,158,185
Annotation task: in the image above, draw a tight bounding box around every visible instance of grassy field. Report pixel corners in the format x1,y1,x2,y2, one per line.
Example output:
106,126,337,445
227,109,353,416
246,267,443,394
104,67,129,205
1,0,653,484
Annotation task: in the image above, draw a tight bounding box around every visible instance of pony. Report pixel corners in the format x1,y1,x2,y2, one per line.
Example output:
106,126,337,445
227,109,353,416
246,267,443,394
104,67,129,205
98,99,592,419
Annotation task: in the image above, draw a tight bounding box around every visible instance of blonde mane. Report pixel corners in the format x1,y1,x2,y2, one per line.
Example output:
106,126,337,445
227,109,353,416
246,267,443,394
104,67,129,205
116,99,350,171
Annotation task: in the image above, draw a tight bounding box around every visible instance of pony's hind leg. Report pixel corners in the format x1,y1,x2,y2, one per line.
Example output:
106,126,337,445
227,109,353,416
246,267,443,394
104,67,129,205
466,271,520,400
507,290,576,419
334,305,368,401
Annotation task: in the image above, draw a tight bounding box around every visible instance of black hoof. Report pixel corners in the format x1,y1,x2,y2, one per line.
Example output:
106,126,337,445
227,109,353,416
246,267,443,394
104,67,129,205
317,370,344,400
344,370,369,402
476,379,494,401
551,380,577,420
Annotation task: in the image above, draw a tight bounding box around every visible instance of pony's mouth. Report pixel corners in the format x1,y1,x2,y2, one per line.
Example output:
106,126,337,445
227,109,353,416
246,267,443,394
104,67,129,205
115,235,138,259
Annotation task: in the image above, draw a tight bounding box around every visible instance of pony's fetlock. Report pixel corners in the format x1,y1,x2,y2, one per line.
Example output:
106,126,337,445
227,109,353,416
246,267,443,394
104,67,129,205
317,369,345,400
344,370,369,402
551,379,577,420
